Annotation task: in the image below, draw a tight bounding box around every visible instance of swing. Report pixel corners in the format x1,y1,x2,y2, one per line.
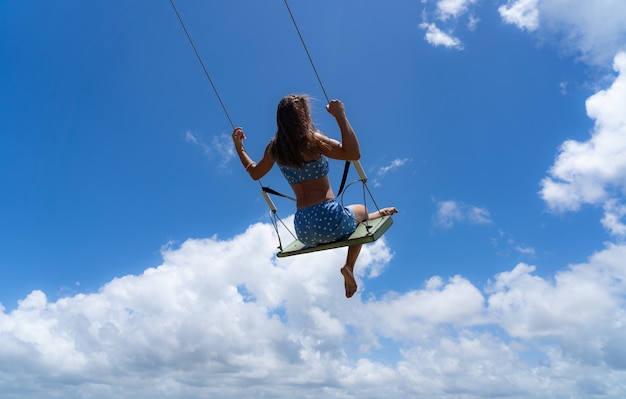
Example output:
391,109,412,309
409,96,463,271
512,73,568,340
170,0,395,257
278,215,393,257
263,159,394,258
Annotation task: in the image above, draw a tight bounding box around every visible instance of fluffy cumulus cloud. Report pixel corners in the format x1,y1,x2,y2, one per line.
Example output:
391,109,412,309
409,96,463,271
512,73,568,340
419,0,477,50
541,53,626,236
499,0,539,31
1,223,625,398
436,0,477,21
420,22,464,50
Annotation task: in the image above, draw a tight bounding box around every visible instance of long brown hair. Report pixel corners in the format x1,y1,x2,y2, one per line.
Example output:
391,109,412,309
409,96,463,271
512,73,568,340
271,94,320,167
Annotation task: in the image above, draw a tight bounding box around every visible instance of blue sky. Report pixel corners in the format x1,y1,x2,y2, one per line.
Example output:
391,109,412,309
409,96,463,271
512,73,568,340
1,0,626,397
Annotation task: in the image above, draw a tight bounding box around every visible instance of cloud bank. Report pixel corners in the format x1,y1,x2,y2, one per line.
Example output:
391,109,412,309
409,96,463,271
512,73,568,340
1,222,625,398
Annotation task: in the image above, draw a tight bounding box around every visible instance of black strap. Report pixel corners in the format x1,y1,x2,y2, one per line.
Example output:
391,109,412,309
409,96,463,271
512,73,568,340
263,160,351,202
262,186,297,202
336,161,351,197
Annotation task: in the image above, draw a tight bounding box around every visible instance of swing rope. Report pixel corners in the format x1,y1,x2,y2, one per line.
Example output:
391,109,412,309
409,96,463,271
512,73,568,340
169,0,235,130
170,0,391,255
170,0,302,252
170,0,279,239
282,0,351,197
282,0,330,104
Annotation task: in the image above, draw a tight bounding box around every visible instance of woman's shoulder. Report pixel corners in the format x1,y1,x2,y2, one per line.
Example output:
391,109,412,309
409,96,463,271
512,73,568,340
313,131,333,153
313,130,328,141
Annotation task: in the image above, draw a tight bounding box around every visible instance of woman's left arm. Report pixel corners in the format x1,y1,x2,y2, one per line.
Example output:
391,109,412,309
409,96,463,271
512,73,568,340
232,127,274,180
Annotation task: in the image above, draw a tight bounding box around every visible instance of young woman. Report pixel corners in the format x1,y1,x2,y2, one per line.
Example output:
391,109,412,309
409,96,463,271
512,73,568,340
232,94,397,298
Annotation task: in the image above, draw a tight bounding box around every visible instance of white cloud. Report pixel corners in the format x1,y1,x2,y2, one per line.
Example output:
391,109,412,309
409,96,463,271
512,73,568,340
487,243,626,344
540,52,626,234
419,0,479,50
602,199,626,237
212,133,236,166
500,0,626,66
1,224,626,398
467,14,480,31
185,131,234,168
498,0,539,31
434,199,492,229
491,230,537,258
420,22,464,50
377,158,411,177
513,243,536,255
437,0,477,21
185,131,211,156
422,0,626,66
372,158,412,187
360,275,486,336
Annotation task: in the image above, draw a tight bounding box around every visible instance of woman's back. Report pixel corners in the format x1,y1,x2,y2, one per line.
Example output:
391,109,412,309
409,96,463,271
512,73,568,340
278,153,335,209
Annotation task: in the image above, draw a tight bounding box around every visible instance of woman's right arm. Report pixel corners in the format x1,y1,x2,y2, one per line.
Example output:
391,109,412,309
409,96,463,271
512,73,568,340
323,99,361,161
232,127,274,180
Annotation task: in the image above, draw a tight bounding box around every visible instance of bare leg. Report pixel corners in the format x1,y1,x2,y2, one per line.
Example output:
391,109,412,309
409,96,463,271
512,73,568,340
341,244,361,298
369,207,398,219
340,205,398,298
349,204,398,222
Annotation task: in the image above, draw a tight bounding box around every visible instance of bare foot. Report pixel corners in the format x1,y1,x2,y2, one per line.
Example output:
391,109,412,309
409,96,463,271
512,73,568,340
341,266,358,298
378,207,398,217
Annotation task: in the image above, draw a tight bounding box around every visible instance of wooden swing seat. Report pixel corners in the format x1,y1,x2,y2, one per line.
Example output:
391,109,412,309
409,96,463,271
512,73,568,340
276,215,393,258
